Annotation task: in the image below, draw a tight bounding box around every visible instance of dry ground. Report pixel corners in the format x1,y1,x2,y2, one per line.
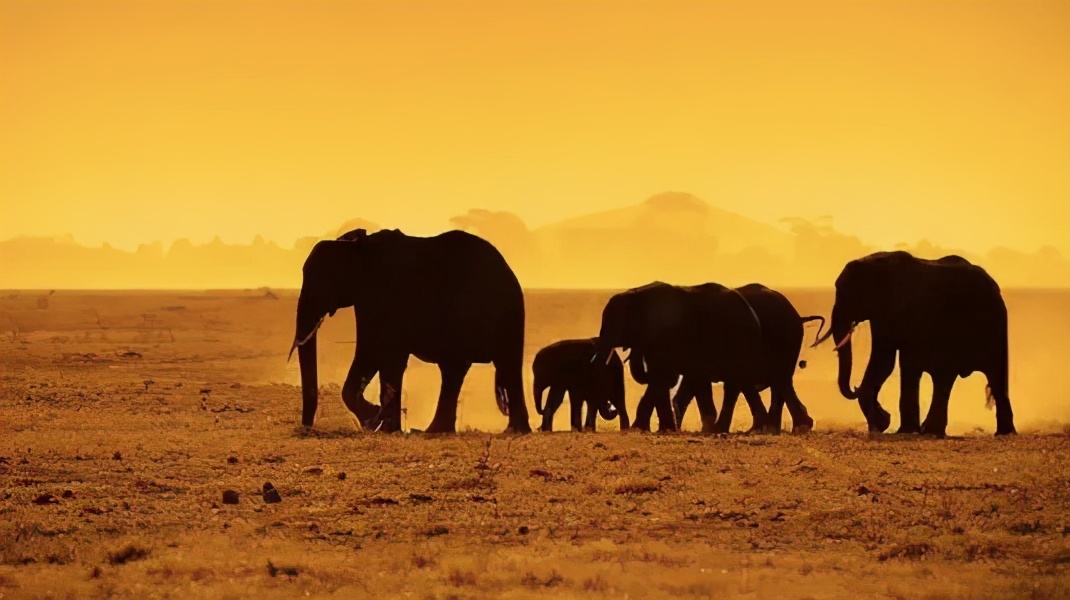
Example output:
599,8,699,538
2,289,1069,599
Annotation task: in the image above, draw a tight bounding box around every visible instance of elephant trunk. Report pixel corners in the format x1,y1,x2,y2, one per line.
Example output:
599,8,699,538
298,337,319,426
599,399,619,421
611,361,629,430
831,305,858,400
533,376,546,416
836,340,858,400
294,297,326,427
628,350,650,385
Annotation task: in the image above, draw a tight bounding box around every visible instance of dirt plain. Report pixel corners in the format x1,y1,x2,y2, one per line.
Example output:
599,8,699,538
1,288,1069,599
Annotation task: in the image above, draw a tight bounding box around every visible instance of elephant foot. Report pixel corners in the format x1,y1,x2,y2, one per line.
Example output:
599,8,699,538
424,420,457,434
996,418,1017,436
920,421,947,438
791,416,815,434
895,424,921,435
502,423,532,435
583,425,596,433
539,424,554,433
377,417,402,434
868,409,892,434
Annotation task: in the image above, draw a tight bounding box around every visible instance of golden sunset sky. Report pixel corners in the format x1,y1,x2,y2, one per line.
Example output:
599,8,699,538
1,0,1067,254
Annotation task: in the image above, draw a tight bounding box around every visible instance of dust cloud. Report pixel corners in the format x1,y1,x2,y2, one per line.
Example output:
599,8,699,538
5,287,1061,435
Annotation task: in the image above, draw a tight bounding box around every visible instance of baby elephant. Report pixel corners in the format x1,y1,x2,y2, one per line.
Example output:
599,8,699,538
532,338,629,432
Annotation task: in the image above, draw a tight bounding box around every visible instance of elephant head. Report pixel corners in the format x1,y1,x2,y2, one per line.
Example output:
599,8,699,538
290,230,377,428
594,283,681,376
814,252,906,422
592,287,650,371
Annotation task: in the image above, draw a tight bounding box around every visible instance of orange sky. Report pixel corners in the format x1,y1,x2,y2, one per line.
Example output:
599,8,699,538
1,0,1067,254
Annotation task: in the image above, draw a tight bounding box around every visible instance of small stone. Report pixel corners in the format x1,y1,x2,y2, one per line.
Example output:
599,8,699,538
61,490,75,499
337,472,347,481
33,493,59,505
518,525,530,535
222,490,240,504
112,451,122,461
227,456,238,464
262,482,282,504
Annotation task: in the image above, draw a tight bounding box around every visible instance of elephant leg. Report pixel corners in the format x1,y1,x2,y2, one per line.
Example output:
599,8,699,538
986,370,1016,436
693,380,718,434
767,387,785,435
857,340,896,433
921,373,955,438
652,385,677,433
632,387,658,432
374,359,407,433
341,352,378,423
425,362,472,434
671,379,695,428
781,382,814,434
896,361,922,434
540,386,566,432
569,389,585,432
582,396,599,432
742,387,771,434
494,356,532,434
714,383,740,434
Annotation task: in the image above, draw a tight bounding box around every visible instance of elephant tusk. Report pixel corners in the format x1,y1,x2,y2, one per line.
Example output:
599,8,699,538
287,316,326,362
297,317,326,347
834,327,855,351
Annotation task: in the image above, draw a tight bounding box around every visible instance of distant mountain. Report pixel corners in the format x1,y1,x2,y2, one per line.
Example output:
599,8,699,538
536,192,793,256
1,195,1068,289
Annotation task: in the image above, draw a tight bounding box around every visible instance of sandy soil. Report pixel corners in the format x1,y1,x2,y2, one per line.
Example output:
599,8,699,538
1,289,1069,599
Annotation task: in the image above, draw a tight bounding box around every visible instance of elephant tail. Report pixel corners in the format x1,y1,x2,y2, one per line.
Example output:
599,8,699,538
800,315,827,348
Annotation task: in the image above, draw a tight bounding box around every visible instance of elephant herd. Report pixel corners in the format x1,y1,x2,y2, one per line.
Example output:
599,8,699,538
290,228,1016,439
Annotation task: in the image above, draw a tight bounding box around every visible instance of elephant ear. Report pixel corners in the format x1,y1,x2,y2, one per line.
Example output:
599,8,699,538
641,287,689,346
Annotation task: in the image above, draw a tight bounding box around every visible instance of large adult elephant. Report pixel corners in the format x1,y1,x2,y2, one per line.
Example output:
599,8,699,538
672,283,823,434
289,228,532,434
532,338,629,432
593,281,765,432
813,251,1014,437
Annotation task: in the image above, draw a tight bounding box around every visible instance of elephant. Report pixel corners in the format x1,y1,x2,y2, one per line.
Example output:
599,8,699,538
593,281,766,433
813,250,1014,437
532,338,629,432
671,283,824,434
289,228,532,434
